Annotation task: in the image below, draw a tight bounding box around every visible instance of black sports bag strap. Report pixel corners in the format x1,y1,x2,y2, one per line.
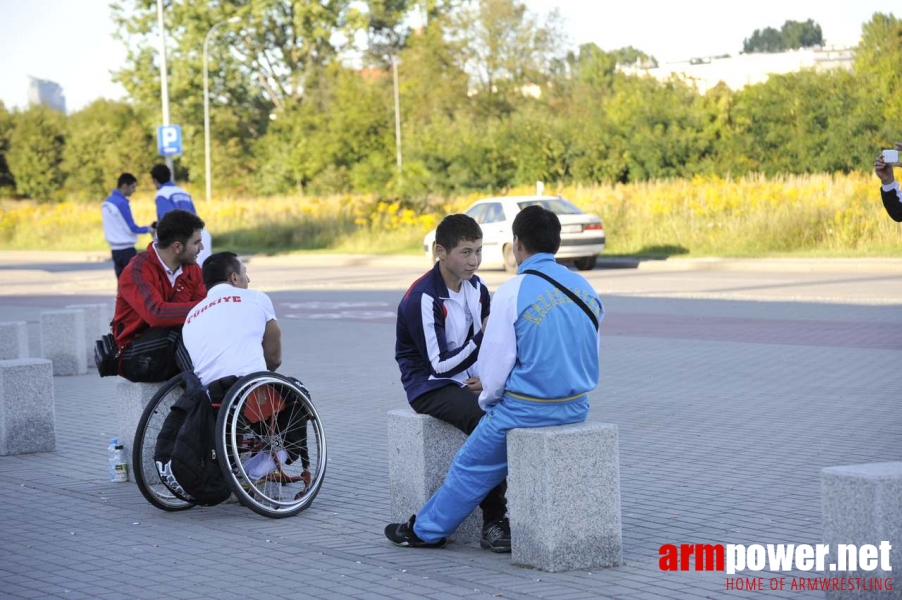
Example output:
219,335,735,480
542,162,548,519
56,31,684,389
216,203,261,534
523,269,599,331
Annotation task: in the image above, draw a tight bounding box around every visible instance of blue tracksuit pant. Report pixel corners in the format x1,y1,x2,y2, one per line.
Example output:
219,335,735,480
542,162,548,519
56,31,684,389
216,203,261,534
413,394,589,542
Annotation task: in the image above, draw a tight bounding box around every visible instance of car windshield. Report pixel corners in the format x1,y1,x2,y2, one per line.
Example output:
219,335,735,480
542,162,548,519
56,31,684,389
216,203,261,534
516,198,584,215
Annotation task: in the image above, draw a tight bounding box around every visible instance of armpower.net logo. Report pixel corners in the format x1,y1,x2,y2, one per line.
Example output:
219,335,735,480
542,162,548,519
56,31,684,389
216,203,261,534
659,542,893,593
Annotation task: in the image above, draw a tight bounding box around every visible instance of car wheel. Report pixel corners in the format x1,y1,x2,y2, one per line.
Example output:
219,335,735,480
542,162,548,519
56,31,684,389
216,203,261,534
503,244,517,274
573,255,597,271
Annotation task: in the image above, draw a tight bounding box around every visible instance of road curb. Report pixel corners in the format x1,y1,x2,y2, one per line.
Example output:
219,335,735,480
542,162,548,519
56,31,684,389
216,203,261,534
0,251,900,274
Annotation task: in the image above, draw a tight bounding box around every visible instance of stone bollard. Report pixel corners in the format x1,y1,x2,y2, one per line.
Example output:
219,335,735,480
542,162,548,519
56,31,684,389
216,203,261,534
0,321,29,360
66,303,113,368
40,310,86,376
387,408,482,545
117,381,165,481
508,422,623,572
821,462,901,599
0,359,56,455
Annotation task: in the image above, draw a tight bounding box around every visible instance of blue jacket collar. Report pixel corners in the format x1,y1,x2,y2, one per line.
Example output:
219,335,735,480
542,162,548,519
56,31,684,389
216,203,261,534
517,252,555,274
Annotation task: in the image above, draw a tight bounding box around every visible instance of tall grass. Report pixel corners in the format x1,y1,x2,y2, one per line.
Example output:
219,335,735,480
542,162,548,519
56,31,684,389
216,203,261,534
0,172,898,256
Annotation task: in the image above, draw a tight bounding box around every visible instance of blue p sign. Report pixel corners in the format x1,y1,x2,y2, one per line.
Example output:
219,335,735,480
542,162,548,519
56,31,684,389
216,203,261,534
157,125,183,157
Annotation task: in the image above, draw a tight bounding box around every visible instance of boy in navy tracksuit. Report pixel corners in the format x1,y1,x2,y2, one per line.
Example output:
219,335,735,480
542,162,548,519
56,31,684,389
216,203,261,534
394,214,510,552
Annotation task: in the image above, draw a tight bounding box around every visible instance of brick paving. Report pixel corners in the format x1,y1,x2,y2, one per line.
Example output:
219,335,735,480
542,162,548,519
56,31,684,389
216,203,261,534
0,268,900,598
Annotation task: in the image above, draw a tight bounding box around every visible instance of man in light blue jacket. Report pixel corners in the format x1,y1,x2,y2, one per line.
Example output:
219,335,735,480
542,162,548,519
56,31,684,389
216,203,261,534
385,205,604,549
101,173,155,279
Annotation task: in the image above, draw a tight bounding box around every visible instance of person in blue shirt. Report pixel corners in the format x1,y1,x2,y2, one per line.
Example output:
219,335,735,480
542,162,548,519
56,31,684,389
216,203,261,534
150,164,211,265
385,205,604,550
101,173,155,278
150,164,197,220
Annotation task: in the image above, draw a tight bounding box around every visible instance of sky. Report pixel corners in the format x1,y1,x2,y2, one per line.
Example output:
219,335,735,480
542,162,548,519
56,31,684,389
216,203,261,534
0,0,892,113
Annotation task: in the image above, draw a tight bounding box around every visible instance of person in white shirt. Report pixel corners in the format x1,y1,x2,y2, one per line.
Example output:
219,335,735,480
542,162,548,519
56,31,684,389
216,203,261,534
183,252,281,385
101,173,155,279
182,252,287,481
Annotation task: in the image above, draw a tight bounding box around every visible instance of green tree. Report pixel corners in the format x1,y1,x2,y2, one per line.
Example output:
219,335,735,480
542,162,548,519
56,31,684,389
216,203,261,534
0,102,15,193
396,18,470,124
781,19,823,50
609,46,657,68
7,107,66,200
727,70,878,175
112,0,411,189
743,27,784,53
255,64,394,195
450,0,564,113
743,20,824,53
61,100,157,199
853,13,902,128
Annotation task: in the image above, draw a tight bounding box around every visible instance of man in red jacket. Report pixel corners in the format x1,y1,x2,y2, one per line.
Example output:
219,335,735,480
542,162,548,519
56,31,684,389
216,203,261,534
112,209,207,382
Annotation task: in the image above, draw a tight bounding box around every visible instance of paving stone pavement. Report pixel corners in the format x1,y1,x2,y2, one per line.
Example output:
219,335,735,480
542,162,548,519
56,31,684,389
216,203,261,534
0,284,899,599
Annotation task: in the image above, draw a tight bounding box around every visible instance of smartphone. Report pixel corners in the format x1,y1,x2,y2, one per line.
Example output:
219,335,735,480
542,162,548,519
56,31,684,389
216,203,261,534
883,149,899,164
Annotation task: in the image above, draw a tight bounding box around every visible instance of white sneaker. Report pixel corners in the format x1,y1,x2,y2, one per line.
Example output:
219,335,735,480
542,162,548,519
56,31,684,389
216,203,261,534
241,449,289,480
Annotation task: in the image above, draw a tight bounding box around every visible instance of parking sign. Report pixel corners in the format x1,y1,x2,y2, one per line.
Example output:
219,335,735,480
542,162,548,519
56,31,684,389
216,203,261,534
157,125,183,157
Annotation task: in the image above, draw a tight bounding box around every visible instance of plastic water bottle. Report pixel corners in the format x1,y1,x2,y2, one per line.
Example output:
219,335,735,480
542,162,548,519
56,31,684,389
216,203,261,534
108,438,118,483
112,444,128,483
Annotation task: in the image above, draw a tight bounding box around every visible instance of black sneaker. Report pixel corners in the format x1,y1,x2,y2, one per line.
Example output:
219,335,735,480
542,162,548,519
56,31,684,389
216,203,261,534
384,515,446,549
481,517,511,553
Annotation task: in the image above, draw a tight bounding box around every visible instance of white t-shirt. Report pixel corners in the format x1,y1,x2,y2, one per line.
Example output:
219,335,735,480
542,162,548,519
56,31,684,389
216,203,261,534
183,284,277,385
443,285,477,381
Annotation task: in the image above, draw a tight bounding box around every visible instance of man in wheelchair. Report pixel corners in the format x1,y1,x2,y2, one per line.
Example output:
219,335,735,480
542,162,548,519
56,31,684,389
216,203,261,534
154,252,311,504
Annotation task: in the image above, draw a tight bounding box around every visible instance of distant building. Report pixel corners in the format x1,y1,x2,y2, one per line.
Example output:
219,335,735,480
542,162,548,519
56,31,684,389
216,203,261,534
618,46,855,94
27,77,66,112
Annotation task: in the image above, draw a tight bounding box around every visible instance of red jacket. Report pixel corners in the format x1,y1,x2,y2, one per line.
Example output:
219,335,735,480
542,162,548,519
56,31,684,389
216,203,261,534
112,243,207,349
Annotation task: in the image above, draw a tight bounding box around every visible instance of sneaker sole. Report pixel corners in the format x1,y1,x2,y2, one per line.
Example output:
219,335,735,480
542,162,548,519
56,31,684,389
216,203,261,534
480,540,512,553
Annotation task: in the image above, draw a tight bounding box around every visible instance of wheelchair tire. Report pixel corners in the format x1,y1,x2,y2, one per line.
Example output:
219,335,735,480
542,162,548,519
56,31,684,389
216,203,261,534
215,372,327,519
132,372,195,512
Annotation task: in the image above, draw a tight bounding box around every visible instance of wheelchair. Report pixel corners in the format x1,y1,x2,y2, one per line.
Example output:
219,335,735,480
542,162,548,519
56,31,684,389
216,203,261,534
133,371,327,519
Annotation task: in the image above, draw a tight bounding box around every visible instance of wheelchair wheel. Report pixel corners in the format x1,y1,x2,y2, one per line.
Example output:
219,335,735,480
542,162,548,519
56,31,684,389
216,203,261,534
132,372,195,512
215,372,327,519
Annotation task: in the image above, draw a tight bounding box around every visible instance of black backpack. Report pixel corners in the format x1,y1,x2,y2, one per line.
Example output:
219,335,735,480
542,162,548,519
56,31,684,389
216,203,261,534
154,376,237,506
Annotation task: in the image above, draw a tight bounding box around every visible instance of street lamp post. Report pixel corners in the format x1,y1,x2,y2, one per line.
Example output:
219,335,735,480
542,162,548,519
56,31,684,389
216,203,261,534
391,56,402,177
203,16,241,203
156,0,173,174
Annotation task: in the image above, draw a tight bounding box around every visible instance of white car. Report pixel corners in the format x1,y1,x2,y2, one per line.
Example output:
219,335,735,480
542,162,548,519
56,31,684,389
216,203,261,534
423,196,605,273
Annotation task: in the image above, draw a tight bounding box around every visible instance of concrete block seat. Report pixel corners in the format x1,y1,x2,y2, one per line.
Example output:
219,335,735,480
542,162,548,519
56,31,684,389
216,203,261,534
508,422,623,572
117,380,167,480
66,303,113,368
387,408,483,544
40,310,86,376
0,358,56,455
387,408,624,571
0,321,29,360
821,462,901,599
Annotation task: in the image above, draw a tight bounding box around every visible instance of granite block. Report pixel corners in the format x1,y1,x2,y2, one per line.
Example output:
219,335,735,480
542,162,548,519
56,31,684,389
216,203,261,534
822,462,902,600
387,408,482,545
0,359,56,455
0,322,29,360
508,422,623,572
40,310,87,376
66,304,113,368
117,381,165,481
